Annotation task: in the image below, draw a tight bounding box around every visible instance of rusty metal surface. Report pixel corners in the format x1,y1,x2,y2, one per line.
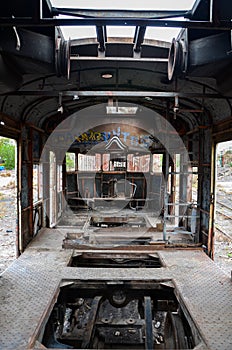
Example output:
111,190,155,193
0,228,231,349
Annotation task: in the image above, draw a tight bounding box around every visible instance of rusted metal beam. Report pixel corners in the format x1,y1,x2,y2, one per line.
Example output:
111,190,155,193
81,296,102,348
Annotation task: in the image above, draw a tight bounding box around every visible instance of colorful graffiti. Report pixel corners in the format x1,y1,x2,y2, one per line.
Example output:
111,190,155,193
50,126,152,149
74,127,151,147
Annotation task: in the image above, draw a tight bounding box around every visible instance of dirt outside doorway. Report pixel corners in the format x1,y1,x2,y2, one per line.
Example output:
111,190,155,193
214,141,232,277
0,137,17,274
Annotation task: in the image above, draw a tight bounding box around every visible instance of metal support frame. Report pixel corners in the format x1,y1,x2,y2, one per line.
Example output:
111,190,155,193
51,8,190,19
0,0,231,30
163,151,170,242
144,296,154,350
81,296,102,348
3,90,232,99
70,56,168,62
210,0,214,22
0,18,232,30
133,26,146,53
34,0,43,22
210,0,220,23
96,25,107,53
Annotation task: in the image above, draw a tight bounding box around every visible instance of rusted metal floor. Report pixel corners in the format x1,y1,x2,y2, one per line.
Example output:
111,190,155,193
0,227,231,349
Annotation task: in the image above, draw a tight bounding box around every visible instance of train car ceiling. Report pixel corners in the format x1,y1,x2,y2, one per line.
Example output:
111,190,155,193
0,0,232,256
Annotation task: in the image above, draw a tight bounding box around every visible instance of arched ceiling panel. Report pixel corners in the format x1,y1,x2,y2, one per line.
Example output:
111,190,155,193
0,0,232,136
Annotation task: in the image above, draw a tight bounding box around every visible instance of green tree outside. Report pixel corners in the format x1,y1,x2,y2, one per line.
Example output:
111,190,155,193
0,137,16,170
223,150,232,167
66,152,76,172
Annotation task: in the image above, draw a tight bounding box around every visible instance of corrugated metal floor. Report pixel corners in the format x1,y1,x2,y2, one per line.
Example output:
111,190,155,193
0,227,231,350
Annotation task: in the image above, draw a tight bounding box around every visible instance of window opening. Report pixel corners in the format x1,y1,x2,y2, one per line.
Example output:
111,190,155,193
78,154,101,172
49,151,57,227
66,152,76,172
33,163,43,203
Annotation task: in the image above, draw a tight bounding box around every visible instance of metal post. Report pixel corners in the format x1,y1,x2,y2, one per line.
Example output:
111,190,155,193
144,296,154,350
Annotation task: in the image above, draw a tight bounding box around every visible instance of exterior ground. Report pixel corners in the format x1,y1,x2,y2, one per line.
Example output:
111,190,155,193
0,170,17,274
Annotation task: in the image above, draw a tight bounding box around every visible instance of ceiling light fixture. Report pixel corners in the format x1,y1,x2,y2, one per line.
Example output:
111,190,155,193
101,72,113,79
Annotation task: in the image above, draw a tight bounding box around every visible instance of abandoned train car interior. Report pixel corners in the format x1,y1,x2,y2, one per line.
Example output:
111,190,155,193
0,0,232,349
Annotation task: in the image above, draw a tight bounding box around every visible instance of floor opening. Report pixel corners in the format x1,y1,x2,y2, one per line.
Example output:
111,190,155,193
69,253,162,268
38,280,203,349
90,215,146,228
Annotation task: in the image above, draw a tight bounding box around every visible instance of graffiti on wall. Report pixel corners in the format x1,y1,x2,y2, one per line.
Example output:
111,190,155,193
74,127,151,147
